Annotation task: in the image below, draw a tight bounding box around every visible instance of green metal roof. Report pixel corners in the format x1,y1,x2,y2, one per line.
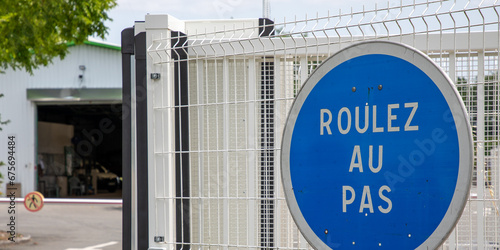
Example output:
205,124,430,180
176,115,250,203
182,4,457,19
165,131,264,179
66,40,121,51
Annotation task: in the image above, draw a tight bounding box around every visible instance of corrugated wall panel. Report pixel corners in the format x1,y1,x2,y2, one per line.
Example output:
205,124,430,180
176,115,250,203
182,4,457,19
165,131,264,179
26,44,121,89
0,70,36,196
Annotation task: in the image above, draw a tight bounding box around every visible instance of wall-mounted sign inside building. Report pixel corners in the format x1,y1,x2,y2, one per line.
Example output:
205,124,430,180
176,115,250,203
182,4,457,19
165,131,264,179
281,41,473,249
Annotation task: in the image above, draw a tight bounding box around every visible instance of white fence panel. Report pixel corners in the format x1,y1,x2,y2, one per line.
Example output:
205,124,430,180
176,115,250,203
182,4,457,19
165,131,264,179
144,0,500,249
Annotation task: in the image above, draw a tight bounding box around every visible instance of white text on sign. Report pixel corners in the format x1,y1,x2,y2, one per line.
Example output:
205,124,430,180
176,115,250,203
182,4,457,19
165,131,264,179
320,102,419,214
320,102,419,135
342,145,393,214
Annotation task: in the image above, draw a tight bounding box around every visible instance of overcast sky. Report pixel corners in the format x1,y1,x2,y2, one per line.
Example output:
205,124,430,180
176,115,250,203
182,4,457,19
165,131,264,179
100,0,391,45
99,0,491,45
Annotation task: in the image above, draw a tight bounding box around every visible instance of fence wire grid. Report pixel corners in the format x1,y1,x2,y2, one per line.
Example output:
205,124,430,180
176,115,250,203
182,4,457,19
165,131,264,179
143,0,500,249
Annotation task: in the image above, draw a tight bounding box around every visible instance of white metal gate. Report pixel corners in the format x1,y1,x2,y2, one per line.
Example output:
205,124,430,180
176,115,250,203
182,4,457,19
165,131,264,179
140,0,500,248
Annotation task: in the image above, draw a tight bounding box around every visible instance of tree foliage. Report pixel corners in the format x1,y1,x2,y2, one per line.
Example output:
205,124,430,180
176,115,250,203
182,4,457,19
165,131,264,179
0,0,117,74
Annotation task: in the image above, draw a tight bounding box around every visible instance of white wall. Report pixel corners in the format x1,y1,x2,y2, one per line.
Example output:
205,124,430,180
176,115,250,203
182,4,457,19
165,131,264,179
27,44,122,89
0,70,36,197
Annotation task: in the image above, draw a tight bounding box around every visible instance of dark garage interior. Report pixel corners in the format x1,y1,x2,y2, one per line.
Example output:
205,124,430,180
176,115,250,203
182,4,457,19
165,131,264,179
37,104,122,198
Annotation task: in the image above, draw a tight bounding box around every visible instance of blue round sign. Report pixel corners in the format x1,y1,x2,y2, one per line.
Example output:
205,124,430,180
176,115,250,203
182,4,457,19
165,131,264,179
281,41,473,249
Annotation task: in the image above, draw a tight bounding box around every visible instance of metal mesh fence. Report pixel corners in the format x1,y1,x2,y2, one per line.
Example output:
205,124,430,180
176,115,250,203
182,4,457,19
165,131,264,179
144,0,500,248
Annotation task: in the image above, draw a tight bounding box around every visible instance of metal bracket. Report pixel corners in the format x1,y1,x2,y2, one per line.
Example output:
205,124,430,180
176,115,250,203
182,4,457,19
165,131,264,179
150,73,161,80
153,236,165,242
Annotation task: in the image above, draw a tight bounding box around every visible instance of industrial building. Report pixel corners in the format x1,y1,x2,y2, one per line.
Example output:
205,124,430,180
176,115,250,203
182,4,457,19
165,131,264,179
0,40,122,198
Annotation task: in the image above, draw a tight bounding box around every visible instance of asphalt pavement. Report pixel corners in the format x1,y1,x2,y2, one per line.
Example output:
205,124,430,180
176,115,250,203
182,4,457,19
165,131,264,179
0,202,122,250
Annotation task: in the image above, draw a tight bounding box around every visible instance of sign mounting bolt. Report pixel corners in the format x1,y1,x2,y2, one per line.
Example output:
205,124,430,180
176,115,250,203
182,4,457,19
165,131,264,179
378,84,383,90
352,87,356,92
151,73,161,80
324,229,328,234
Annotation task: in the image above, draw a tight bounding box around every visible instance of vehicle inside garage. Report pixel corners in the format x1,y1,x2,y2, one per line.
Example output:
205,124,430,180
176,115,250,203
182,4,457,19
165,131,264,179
37,104,122,198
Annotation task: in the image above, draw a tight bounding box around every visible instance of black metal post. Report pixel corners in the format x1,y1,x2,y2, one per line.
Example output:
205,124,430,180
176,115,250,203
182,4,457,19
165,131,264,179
258,18,276,248
134,31,149,250
121,27,134,250
172,31,191,250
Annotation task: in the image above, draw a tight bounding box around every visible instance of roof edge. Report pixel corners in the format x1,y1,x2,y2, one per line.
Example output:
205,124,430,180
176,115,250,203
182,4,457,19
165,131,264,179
67,40,121,51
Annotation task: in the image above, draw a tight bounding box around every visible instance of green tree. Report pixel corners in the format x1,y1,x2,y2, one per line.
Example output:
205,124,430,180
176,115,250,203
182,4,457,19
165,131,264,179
0,0,117,74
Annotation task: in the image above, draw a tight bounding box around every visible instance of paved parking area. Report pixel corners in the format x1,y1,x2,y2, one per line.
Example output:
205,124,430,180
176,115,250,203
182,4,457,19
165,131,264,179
0,202,121,250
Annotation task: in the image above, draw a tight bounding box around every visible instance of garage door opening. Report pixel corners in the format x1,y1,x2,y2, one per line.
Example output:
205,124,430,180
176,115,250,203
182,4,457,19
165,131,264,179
37,104,122,199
